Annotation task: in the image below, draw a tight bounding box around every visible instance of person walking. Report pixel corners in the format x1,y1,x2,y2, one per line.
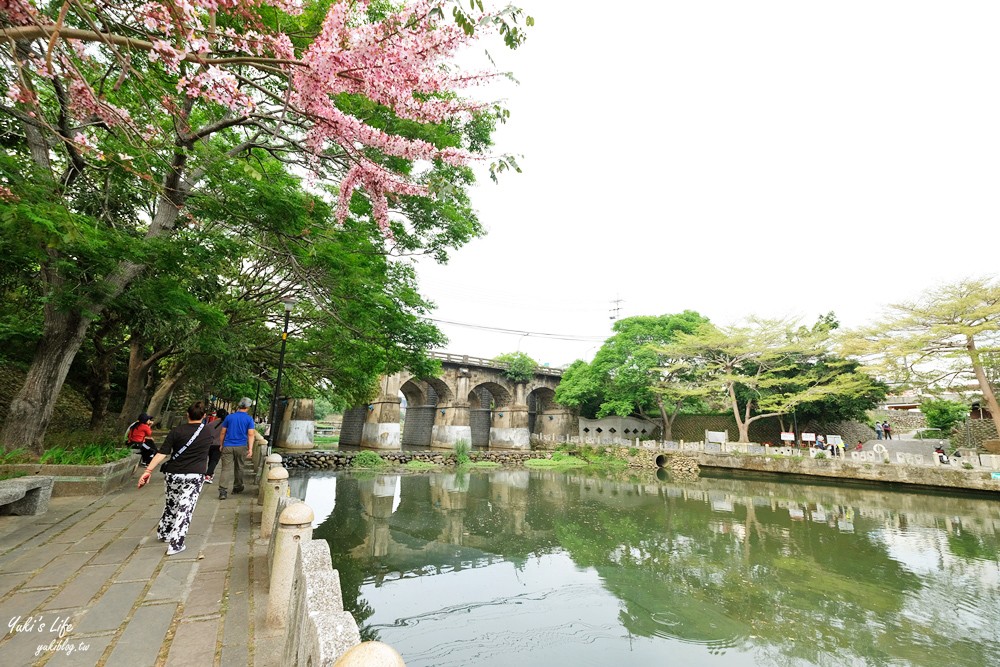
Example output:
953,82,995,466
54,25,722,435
138,401,215,556
882,421,892,440
874,422,883,440
217,397,256,500
204,408,227,485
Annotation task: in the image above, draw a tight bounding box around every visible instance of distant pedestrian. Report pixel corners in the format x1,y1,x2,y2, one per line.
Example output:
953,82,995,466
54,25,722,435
855,440,864,451
874,422,883,440
204,408,227,484
217,398,256,500
882,421,892,440
138,401,215,556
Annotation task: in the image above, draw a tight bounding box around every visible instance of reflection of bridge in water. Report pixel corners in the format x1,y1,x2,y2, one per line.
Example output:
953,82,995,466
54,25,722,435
339,352,577,451
295,469,1000,582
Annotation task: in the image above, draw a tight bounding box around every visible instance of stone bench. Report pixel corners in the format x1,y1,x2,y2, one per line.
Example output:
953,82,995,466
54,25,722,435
0,476,54,516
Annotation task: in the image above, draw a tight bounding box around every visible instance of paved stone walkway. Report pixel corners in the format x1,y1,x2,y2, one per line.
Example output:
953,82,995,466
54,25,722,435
0,476,280,666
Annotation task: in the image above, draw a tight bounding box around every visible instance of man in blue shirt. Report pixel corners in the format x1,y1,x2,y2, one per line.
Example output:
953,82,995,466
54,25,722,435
216,397,256,500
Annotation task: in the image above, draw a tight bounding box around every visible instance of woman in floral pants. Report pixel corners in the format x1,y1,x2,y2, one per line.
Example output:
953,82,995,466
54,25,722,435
139,401,215,556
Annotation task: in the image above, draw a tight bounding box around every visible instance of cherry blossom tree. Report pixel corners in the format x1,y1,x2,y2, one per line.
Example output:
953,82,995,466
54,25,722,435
0,0,530,452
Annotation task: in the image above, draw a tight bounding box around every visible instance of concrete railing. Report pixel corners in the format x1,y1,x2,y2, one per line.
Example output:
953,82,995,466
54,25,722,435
259,458,404,665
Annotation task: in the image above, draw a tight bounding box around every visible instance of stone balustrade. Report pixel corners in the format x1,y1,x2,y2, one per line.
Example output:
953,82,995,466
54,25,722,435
255,459,398,664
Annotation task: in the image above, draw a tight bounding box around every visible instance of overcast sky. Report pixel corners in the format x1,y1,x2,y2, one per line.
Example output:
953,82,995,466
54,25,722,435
414,1,1000,368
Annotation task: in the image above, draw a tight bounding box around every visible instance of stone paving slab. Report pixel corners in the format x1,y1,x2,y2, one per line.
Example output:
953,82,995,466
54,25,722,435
165,617,219,666
45,633,114,667
183,569,226,618
145,561,197,603
1,544,69,575
103,602,177,667
42,565,119,612
73,582,146,634
27,553,97,589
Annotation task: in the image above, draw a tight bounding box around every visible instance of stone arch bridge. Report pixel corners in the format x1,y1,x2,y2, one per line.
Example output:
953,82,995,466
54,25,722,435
339,353,578,450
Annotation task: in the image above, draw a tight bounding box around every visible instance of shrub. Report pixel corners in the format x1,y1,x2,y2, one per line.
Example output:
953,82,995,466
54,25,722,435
962,462,974,470
38,442,133,466
351,450,386,468
455,439,471,466
814,452,827,460
628,447,639,457
920,398,968,433
0,447,31,464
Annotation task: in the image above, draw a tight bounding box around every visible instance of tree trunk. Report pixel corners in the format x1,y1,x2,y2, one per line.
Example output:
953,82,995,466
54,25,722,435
655,395,681,442
118,333,155,426
86,352,114,431
147,362,186,419
729,383,751,442
967,336,1000,438
0,309,92,454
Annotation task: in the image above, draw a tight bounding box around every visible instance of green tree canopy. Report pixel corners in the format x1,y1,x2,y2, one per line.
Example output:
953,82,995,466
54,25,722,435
493,352,539,384
554,312,709,440
920,398,969,433
659,317,881,442
840,277,1000,438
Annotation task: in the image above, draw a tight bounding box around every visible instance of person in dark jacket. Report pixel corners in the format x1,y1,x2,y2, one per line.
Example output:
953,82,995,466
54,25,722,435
138,401,215,556
204,408,227,484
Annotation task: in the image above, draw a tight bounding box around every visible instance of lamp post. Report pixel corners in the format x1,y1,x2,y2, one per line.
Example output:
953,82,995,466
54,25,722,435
251,376,262,421
267,297,295,453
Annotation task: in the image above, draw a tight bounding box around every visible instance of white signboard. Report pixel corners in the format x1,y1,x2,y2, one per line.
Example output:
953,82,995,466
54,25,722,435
801,432,817,442
827,435,843,446
780,432,796,441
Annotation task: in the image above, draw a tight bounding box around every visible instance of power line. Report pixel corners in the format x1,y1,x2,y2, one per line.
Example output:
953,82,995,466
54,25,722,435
428,318,608,342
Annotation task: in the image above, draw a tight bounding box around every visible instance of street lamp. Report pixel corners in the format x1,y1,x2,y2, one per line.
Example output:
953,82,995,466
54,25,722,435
267,297,296,453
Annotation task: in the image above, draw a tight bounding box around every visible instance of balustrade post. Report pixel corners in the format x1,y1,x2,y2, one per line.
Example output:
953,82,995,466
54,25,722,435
267,502,314,629
261,466,289,539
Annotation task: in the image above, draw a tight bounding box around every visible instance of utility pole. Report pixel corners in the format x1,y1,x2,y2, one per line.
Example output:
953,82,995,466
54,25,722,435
609,297,623,321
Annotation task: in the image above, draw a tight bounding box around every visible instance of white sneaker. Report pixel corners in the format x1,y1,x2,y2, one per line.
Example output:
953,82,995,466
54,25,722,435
166,544,186,556
204,476,214,484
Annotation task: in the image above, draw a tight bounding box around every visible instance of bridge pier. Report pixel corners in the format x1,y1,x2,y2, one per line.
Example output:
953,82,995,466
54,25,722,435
489,383,530,449
431,401,472,449
361,374,402,450
489,407,530,449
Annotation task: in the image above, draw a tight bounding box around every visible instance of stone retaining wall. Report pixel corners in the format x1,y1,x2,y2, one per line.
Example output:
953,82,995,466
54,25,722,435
281,449,554,469
690,452,1000,494
868,409,926,431
0,454,139,496
279,445,1000,495
953,418,1000,449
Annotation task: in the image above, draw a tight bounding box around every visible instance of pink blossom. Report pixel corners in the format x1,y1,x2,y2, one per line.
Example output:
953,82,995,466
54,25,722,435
2,0,518,231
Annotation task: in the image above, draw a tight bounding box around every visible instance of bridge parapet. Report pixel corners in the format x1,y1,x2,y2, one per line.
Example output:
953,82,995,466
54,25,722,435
428,351,564,377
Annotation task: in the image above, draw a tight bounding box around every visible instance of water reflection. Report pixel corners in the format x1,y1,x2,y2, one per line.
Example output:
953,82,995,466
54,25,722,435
294,469,1000,667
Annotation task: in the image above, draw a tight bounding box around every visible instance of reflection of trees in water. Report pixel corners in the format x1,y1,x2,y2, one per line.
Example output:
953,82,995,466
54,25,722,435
310,469,1000,665
312,476,379,641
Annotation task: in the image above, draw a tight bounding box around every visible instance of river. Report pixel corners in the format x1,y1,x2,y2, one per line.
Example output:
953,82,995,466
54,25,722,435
290,468,1000,666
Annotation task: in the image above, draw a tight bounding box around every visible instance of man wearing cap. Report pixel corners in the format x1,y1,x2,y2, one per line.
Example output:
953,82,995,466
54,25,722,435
216,397,256,500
